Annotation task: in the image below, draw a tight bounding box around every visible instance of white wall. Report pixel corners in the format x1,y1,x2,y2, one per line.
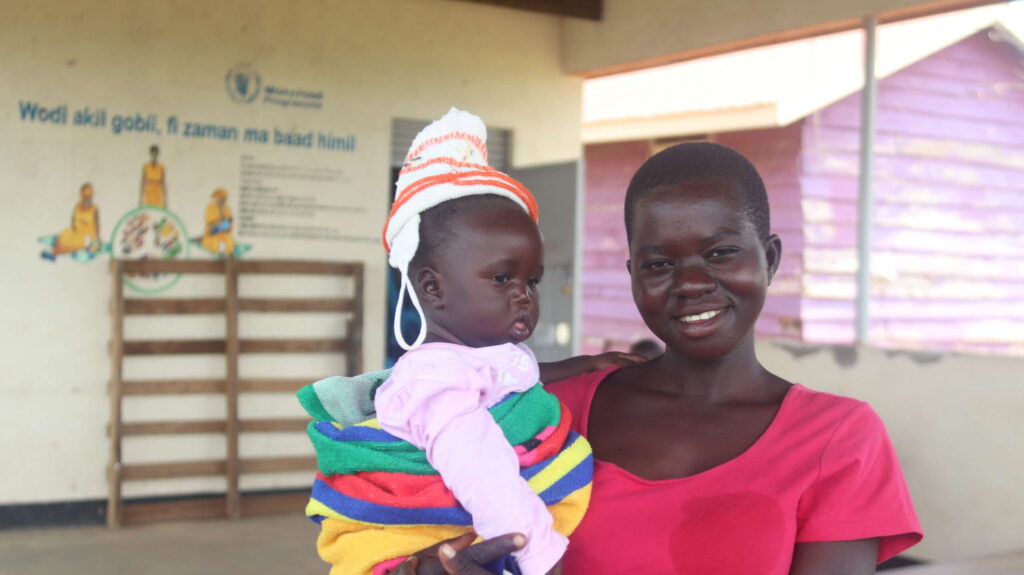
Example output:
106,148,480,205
758,341,1024,562
0,0,582,505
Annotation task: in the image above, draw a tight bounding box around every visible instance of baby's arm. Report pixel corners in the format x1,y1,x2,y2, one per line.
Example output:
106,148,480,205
538,351,646,383
376,365,565,575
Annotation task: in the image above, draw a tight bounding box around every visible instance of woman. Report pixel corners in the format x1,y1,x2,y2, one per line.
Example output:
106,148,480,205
46,183,100,258
139,144,167,208
395,143,922,575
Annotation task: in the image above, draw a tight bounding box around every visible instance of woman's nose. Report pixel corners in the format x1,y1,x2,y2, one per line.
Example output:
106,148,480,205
671,259,715,298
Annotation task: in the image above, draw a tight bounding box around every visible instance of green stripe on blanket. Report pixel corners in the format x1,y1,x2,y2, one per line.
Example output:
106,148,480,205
305,383,561,476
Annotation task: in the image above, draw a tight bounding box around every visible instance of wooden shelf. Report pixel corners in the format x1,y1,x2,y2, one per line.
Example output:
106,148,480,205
107,259,363,527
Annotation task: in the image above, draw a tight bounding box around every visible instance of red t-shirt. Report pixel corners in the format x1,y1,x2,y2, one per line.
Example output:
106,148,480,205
547,368,923,574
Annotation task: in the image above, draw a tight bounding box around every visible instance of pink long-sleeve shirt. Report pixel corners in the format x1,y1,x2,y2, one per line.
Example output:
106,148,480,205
374,342,566,575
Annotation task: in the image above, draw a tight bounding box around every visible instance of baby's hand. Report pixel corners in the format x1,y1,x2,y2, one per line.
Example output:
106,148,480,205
538,352,647,384
587,351,647,372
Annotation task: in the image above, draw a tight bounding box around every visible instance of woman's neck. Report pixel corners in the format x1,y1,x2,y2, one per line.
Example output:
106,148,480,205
640,336,780,403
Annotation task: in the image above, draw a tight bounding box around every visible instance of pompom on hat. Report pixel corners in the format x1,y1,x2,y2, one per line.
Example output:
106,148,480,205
384,107,539,351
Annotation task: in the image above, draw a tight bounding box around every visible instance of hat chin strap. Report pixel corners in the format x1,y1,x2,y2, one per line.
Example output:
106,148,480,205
388,215,428,351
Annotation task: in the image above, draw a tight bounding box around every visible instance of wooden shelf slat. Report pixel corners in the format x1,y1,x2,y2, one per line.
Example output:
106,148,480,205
119,259,226,274
122,379,226,395
121,492,309,525
238,298,354,313
121,496,227,525
240,492,309,516
121,460,227,480
239,418,309,433
125,298,226,315
239,338,347,353
239,456,317,474
238,378,309,393
122,420,227,435
124,339,226,355
235,260,358,275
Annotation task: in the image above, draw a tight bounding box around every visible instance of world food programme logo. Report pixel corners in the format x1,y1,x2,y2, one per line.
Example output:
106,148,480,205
225,63,261,104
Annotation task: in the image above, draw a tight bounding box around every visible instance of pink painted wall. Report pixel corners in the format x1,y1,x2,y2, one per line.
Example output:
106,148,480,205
580,140,650,354
581,29,1024,356
801,29,1024,355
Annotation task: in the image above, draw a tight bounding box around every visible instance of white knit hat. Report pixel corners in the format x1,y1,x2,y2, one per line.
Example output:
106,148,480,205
384,107,539,350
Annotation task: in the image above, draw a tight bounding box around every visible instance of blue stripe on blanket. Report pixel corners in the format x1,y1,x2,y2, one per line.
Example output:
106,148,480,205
309,443,592,527
519,431,585,481
314,420,402,443
537,453,594,502
311,477,473,526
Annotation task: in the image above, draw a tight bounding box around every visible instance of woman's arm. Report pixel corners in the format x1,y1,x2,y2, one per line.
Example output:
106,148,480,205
790,539,879,575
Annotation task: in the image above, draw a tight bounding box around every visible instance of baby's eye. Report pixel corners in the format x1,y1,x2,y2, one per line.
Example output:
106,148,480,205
527,277,541,288
492,274,510,284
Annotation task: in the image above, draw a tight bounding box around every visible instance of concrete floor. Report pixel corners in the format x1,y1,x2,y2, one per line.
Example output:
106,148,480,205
2,514,1023,574
0,514,326,575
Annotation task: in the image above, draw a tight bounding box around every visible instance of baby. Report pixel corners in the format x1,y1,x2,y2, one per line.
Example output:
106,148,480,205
300,108,638,575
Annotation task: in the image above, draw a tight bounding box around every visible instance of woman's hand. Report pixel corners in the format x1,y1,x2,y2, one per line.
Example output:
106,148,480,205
391,532,526,575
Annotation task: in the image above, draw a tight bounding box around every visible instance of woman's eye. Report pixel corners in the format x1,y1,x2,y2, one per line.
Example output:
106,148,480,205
707,247,739,260
492,274,510,284
641,260,670,270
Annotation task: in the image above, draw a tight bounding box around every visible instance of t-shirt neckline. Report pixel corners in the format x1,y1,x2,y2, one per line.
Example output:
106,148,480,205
578,367,804,485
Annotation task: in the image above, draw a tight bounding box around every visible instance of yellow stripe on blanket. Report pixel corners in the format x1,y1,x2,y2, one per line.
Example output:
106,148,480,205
526,436,591,494
330,418,384,431
316,484,591,575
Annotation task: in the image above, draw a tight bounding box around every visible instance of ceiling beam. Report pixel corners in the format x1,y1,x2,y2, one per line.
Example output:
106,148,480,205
450,0,602,20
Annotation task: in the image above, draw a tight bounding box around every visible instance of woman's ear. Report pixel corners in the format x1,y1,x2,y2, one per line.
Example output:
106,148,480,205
764,234,782,285
414,267,445,309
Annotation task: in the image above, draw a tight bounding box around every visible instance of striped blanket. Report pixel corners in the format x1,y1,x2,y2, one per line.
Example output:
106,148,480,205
298,372,592,575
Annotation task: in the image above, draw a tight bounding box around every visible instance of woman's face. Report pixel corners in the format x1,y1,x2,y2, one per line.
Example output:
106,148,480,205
627,179,780,363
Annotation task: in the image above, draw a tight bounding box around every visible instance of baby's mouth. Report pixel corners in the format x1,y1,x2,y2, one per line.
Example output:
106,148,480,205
510,318,532,341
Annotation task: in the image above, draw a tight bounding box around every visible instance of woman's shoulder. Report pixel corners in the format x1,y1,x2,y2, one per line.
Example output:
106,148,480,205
546,366,618,413
780,384,891,447
786,384,874,418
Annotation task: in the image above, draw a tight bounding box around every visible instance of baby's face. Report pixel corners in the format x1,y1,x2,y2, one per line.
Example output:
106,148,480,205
430,203,544,348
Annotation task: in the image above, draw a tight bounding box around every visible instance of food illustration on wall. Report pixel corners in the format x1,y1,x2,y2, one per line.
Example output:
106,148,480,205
109,206,189,293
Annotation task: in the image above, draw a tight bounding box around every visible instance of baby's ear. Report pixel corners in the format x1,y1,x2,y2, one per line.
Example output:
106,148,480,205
414,267,445,309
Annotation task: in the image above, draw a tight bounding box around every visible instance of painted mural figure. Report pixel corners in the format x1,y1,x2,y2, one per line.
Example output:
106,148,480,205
139,144,167,208
40,183,102,261
201,188,235,256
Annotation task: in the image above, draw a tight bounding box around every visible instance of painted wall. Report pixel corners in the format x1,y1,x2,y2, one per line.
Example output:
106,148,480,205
0,0,582,506
562,0,997,75
758,341,1024,562
801,29,1024,354
579,33,1024,562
